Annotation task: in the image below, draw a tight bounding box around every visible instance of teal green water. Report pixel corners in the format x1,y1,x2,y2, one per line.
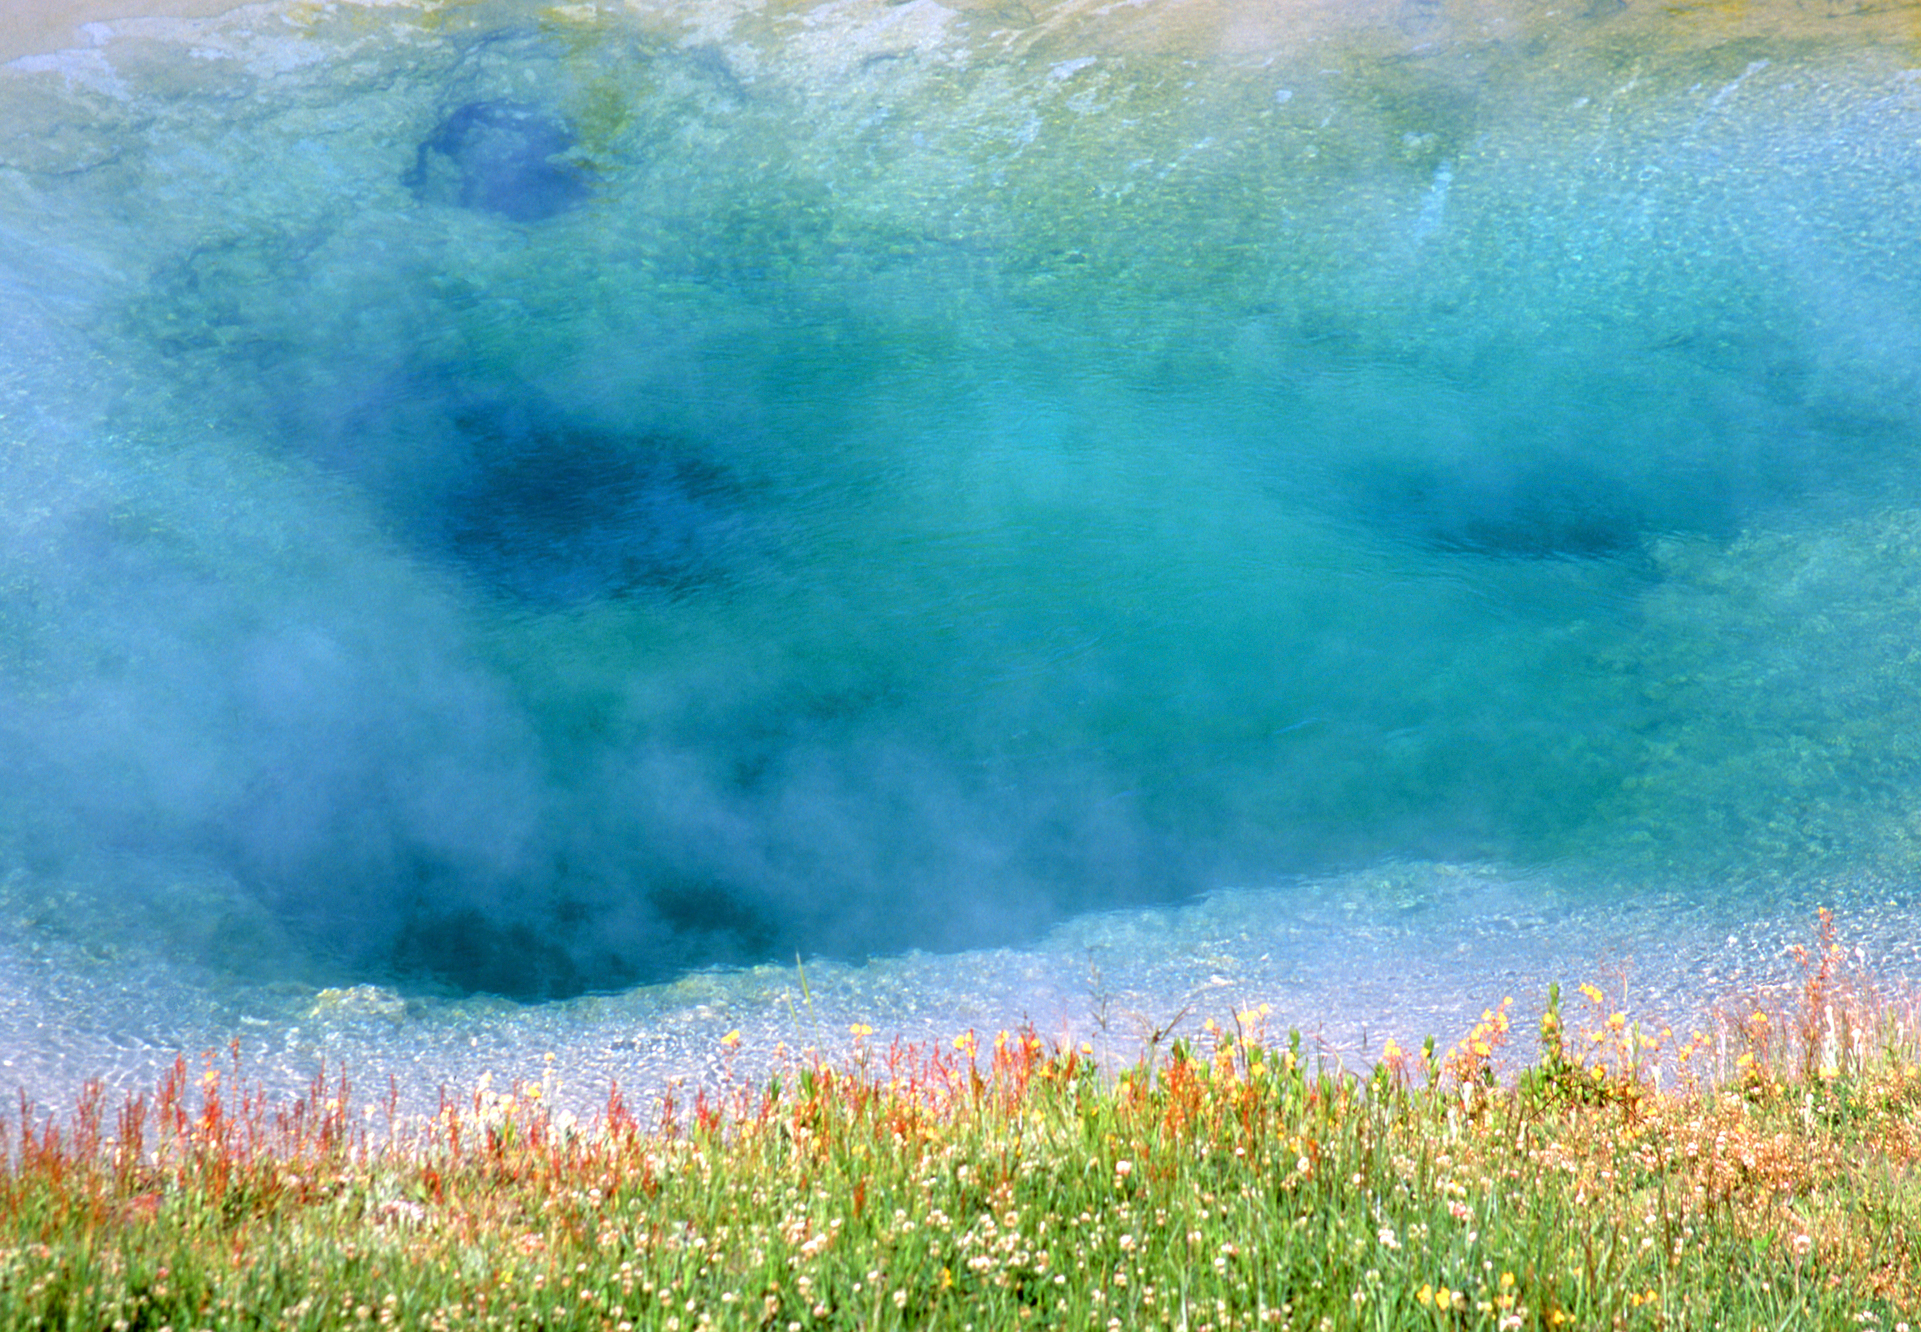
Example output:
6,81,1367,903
3,0,1921,1006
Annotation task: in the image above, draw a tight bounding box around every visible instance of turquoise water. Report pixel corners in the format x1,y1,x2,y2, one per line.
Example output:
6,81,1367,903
4,0,1921,1104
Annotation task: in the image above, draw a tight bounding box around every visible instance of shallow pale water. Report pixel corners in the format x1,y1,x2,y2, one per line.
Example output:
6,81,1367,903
4,0,1921,1115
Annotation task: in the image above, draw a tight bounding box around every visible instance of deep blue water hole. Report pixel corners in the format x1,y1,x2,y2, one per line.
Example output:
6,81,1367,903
405,100,593,223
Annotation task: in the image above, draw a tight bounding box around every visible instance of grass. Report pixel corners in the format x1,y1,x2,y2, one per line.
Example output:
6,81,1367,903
3,911,1919,1331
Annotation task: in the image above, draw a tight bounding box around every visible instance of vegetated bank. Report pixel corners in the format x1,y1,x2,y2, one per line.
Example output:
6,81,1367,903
2,912,1917,1330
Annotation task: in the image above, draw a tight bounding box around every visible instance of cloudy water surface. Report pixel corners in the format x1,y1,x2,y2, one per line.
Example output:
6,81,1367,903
4,0,1921,1115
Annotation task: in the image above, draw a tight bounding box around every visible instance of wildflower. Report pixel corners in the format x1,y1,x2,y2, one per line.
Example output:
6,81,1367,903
850,1024,874,1038
1377,1226,1401,1250
721,1030,742,1050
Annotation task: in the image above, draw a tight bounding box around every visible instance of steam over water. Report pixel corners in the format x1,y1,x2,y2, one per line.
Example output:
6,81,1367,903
5,0,1921,1111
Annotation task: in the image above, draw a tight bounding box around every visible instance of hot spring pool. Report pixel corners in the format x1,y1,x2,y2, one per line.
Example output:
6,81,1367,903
4,0,1921,1116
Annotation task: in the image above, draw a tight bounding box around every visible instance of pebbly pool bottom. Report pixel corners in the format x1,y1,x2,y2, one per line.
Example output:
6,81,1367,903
3,0,1921,1114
